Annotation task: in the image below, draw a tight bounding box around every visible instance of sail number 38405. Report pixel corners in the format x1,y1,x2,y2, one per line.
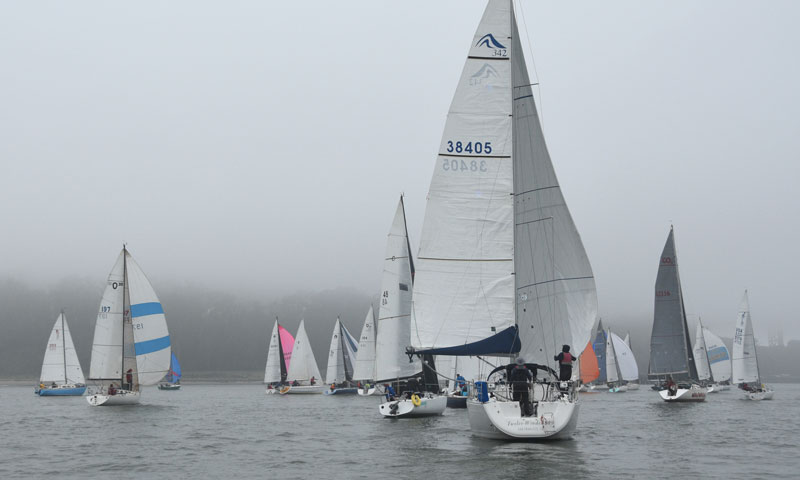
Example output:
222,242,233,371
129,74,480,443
446,141,492,154
443,158,487,172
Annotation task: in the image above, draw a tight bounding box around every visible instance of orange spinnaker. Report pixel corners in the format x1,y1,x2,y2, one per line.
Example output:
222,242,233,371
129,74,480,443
579,341,599,383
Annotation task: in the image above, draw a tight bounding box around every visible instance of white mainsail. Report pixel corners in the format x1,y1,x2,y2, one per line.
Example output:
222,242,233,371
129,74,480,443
325,318,358,384
703,327,731,383
40,312,85,385
351,306,377,382
408,0,597,365
286,320,322,384
693,321,713,382
375,197,420,381
609,331,638,382
265,321,282,384
732,291,760,384
88,247,171,387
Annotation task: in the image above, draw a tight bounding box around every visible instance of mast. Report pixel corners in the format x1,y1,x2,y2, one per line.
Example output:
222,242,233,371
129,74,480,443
121,246,127,386
61,310,67,384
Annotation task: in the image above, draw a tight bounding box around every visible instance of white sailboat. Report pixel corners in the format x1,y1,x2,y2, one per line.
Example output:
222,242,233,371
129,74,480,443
36,311,86,396
702,326,732,391
732,291,773,400
264,319,294,394
279,320,323,394
324,317,359,395
648,228,706,402
621,331,639,390
606,330,638,393
377,196,445,418
406,0,598,439
86,247,171,406
352,306,379,396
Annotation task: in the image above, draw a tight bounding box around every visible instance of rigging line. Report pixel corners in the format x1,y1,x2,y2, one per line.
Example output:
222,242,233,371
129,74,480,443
516,0,544,128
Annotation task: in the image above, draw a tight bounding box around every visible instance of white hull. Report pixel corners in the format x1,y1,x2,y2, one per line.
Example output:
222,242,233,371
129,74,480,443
716,384,731,391
743,389,774,401
379,394,446,418
608,385,628,393
86,390,141,406
625,383,639,391
467,397,580,440
706,384,719,394
279,385,323,395
357,387,377,396
658,385,706,402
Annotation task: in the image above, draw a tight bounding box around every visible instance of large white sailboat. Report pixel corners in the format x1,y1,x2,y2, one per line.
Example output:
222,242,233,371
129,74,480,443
352,306,379,396
86,247,171,406
280,320,323,394
377,196,445,418
732,291,773,400
324,317,359,395
35,311,86,396
648,228,706,402
406,0,598,439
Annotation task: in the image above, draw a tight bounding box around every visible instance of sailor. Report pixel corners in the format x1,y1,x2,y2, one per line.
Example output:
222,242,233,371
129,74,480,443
510,357,533,411
384,384,396,402
107,383,117,396
456,373,466,390
310,376,316,385
554,345,575,381
125,369,133,390
666,376,677,396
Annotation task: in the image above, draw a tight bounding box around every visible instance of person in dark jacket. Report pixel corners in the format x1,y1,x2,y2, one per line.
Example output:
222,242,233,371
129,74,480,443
554,345,575,381
510,357,533,407
125,369,133,390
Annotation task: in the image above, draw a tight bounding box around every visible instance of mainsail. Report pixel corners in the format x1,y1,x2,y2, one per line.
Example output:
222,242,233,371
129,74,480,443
286,320,322,385
732,291,760,384
648,227,697,381
325,318,358,384
409,0,597,365
40,312,85,385
609,331,638,382
265,321,295,384
693,321,713,382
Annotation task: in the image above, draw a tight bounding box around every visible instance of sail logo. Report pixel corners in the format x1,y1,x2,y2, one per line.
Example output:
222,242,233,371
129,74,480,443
470,63,499,86
476,33,506,49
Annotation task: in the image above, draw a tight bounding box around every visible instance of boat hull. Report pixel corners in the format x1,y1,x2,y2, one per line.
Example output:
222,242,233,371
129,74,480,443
158,383,181,391
279,385,324,395
324,387,358,395
467,398,580,441
658,385,706,402
379,394,446,418
86,390,141,406
625,383,639,391
608,385,628,393
447,394,468,408
357,387,377,396
37,386,86,396
743,389,774,401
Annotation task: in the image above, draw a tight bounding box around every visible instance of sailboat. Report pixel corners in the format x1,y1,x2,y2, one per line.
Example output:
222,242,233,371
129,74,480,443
406,0,598,439
352,306,379,396
701,325,732,391
324,317,359,395
605,330,638,393
377,196,445,418
264,319,294,394
279,320,323,394
648,228,706,402
86,246,172,406
588,321,608,390
732,291,773,400
35,311,86,396
158,353,182,390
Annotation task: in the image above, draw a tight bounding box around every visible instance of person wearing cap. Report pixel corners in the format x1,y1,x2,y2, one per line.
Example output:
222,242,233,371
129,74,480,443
554,344,575,381
509,357,533,412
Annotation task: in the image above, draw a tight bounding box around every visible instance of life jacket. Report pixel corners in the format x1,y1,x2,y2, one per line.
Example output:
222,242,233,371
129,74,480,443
560,352,574,364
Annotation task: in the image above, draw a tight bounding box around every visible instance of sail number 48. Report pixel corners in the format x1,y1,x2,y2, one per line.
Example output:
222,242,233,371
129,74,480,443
446,141,492,154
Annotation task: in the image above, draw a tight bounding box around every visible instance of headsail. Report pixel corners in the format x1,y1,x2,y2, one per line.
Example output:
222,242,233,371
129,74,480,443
609,331,638,382
326,318,358,384
703,327,731,383
352,306,377,382
166,353,181,383
592,320,607,383
286,320,322,384
693,321,712,382
89,251,126,381
605,330,620,384
578,341,599,384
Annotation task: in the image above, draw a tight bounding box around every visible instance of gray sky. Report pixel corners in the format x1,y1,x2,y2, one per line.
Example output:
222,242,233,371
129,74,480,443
1,1,798,341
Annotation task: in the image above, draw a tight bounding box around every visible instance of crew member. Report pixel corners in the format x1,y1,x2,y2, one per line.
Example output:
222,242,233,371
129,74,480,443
510,357,533,411
554,345,575,381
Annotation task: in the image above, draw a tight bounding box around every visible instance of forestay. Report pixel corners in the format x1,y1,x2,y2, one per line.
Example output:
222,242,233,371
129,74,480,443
648,228,697,381
409,0,597,364
732,291,760,384
40,313,85,385
375,198,419,381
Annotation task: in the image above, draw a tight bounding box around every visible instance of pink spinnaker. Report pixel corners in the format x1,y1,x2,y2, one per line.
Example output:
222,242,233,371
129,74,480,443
278,325,295,371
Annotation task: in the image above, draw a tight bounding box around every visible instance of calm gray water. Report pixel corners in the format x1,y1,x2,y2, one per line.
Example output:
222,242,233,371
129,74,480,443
2,384,798,479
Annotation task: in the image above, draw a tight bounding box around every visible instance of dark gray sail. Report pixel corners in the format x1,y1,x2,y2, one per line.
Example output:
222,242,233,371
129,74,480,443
648,227,698,381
